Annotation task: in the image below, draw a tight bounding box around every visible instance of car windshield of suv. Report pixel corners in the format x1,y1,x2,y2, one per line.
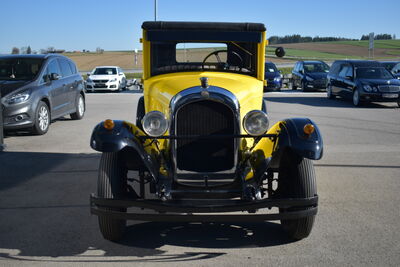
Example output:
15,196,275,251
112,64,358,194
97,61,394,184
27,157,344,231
304,62,329,73
356,67,394,79
93,68,117,75
0,58,44,81
151,41,258,77
265,63,278,73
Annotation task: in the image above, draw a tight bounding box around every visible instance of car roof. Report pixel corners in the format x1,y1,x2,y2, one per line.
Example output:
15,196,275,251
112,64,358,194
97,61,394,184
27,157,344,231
142,21,266,32
300,60,326,64
94,66,120,68
0,54,68,60
333,60,382,67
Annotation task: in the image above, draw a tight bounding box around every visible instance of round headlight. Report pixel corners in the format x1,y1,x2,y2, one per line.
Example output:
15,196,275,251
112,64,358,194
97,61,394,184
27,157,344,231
243,110,269,136
142,111,169,137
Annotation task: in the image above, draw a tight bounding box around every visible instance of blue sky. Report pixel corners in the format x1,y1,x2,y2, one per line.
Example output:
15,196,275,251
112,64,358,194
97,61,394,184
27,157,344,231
1,0,399,53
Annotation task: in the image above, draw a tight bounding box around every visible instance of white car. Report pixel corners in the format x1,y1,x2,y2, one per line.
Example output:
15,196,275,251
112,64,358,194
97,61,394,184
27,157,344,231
86,66,127,92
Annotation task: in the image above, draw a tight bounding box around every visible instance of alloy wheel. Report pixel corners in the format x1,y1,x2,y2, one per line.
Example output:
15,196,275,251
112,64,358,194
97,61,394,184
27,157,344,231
38,106,49,131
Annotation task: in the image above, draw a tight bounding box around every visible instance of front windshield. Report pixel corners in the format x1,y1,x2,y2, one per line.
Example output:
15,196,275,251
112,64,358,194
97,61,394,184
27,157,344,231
151,41,258,77
265,63,278,73
0,58,44,81
304,62,329,73
381,62,396,70
356,67,394,79
93,68,117,75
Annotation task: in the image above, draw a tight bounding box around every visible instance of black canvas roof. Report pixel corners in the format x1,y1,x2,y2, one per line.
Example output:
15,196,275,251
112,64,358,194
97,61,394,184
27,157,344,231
142,21,266,32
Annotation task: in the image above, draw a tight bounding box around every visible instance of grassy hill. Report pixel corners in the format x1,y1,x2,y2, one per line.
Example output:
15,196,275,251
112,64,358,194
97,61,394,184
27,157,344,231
63,40,400,71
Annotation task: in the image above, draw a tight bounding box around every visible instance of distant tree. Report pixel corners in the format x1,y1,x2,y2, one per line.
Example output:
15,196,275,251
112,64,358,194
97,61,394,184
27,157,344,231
11,47,19,54
360,35,369,40
27,46,32,54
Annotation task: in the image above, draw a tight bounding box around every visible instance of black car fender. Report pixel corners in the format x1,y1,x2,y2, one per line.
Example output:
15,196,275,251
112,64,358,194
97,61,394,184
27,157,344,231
90,120,160,179
269,118,323,168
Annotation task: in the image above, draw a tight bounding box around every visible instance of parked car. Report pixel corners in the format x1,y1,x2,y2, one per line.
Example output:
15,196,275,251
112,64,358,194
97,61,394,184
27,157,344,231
0,54,85,135
380,61,400,79
292,60,330,91
89,21,323,242
264,61,282,91
327,60,400,107
86,66,127,92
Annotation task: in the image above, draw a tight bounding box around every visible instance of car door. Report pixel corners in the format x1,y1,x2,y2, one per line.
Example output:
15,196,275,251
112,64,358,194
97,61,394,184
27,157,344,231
46,59,65,118
341,65,356,98
57,58,75,113
337,65,350,97
292,62,300,87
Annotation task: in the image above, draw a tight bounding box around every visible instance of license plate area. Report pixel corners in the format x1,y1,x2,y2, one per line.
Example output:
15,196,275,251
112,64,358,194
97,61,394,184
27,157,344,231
382,93,398,99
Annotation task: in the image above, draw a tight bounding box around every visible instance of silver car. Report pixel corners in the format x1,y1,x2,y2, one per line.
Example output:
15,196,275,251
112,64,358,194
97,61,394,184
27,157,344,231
0,54,86,135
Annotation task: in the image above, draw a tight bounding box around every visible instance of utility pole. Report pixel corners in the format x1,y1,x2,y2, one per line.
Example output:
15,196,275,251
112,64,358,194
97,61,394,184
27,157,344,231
154,0,158,21
0,91,4,152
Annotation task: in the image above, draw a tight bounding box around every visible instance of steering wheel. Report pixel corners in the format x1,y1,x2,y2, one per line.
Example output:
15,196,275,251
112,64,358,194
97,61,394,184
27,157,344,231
201,50,243,71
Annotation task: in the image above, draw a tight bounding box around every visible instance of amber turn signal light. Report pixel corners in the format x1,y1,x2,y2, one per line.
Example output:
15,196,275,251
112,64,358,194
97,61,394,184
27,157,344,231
103,119,115,130
303,123,315,135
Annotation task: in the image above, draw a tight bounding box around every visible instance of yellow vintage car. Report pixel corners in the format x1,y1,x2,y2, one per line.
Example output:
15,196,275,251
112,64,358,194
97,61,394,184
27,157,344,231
90,21,323,241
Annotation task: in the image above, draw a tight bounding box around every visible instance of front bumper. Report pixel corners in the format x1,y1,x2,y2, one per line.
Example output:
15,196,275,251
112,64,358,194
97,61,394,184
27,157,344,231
361,92,400,103
86,82,119,91
2,100,35,130
90,194,318,222
266,79,282,90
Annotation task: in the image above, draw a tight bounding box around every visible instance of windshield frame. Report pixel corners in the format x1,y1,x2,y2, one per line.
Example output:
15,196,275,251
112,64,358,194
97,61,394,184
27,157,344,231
355,67,394,79
0,58,44,81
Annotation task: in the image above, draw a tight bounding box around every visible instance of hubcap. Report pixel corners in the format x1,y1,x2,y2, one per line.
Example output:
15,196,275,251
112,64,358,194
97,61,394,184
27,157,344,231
327,86,331,97
78,96,84,116
38,106,49,131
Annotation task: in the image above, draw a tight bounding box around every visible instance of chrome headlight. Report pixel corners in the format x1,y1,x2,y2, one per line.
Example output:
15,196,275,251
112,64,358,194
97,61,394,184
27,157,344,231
243,110,269,136
6,89,31,105
363,85,372,92
86,78,92,83
142,111,169,137
108,78,117,83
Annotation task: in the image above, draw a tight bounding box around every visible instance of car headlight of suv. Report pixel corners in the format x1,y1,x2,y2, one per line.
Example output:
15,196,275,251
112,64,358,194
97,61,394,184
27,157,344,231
274,77,281,82
86,78,92,83
306,76,314,82
142,111,169,137
243,110,269,136
5,89,31,105
108,78,117,83
363,85,372,92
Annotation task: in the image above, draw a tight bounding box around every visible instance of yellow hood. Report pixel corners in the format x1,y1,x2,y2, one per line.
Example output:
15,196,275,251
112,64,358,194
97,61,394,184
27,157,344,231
143,72,264,131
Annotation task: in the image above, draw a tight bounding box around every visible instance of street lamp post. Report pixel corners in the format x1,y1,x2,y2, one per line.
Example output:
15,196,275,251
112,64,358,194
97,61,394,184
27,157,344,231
0,91,4,151
154,0,158,21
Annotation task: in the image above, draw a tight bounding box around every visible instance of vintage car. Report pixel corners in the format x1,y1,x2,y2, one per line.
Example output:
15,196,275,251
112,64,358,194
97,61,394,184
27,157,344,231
89,21,323,241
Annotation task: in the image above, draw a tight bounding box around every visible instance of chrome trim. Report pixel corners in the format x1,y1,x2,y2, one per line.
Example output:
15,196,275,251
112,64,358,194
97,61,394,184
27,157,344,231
169,86,241,180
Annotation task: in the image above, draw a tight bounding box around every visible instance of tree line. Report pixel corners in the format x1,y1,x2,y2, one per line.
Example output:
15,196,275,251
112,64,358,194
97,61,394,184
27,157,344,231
268,33,395,44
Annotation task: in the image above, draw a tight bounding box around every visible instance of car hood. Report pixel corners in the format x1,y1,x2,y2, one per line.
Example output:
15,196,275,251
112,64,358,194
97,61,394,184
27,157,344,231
144,72,264,132
305,72,328,80
89,75,117,80
265,72,280,79
358,78,400,86
0,80,30,97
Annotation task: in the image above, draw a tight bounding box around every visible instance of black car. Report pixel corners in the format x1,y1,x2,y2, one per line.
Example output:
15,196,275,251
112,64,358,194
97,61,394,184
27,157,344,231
327,60,400,107
0,54,86,135
292,60,330,91
264,61,282,91
380,61,400,79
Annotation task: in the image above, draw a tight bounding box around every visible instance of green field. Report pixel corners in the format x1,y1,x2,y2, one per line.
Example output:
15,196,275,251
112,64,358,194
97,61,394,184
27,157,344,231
327,39,400,49
266,47,356,60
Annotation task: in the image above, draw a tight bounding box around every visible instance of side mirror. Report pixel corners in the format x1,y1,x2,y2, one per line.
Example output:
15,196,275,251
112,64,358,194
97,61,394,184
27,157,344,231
119,73,123,76
275,47,285,58
87,73,91,77
50,73,60,80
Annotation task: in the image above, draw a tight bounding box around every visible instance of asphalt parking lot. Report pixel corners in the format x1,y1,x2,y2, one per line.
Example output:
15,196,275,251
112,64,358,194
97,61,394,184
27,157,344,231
0,88,399,266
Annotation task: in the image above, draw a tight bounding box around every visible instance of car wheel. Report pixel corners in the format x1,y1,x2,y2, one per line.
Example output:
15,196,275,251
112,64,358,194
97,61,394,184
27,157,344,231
352,89,362,106
301,81,307,92
136,96,145,131
97,152,128,241
326,84,335,99
278,149,317,240
32,101,50,135
70,94,85,120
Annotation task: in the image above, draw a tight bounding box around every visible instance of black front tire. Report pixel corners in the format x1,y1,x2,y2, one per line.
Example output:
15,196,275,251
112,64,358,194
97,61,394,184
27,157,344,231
278,150,317,240
32,101,50,135
70,94,85,120
136,96,145,131
97,152,127,241
352,89,362,106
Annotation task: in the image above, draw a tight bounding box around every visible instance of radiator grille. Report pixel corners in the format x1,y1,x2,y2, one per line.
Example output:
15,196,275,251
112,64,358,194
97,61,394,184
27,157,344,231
378,85,400,93
176,100,235,172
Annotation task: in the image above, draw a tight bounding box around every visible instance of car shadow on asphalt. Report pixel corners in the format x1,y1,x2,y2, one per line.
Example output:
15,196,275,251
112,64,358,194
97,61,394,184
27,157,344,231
0,151,294,263
265,96,398,109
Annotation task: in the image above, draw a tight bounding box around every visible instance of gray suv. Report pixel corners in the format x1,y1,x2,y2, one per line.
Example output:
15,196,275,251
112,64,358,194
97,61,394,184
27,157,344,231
1,54,85,134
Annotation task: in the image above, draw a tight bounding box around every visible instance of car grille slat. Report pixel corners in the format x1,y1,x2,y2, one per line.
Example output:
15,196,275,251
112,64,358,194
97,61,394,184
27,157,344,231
378,85,400,93
176,100,235,172
93,80,109,83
